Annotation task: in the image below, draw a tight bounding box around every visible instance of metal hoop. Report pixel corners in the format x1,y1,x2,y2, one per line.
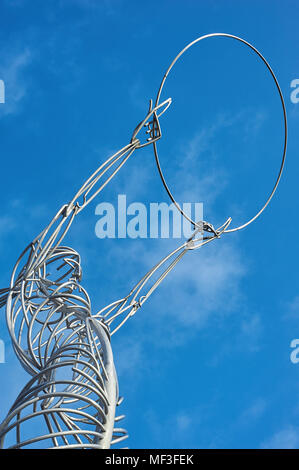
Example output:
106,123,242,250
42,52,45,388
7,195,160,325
153,33,287,233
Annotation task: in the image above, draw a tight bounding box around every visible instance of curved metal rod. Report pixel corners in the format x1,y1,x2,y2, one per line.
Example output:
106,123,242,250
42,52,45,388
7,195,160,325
153,32,287,233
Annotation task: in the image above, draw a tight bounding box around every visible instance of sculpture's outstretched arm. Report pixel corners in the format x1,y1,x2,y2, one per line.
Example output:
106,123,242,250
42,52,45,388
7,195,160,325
95,217,232,335
0,98,171,309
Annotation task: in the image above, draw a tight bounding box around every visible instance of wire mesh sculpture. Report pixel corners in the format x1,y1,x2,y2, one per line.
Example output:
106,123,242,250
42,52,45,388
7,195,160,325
0,33,287,449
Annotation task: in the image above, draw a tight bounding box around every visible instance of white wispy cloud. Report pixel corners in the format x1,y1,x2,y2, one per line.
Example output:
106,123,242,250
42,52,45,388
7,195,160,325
176,412,192,432
169,117,231,210
0,48,32,116
105,234,247,352
159,240,246,327
261,426,299,449
208,397,268,449
58,0,123,16
0,198,48,243
113,336,144,379
284,295,299,320
3,0,26,6
243,110,267,139
159,107,268,230
144,408,198,447
240,313,263,352
239,398,267,424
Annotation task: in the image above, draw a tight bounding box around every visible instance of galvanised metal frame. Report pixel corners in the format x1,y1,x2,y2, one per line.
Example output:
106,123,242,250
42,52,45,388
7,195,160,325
0,33,287,449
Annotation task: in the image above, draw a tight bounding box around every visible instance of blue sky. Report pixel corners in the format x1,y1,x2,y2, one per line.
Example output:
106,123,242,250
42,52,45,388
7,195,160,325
0,0,299,449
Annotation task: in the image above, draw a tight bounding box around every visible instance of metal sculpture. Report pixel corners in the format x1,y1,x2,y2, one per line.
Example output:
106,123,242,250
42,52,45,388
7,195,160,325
0,34,287,449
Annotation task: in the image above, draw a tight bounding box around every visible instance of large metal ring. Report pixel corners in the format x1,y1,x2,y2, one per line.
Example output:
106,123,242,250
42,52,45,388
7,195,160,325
153,33,287,233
